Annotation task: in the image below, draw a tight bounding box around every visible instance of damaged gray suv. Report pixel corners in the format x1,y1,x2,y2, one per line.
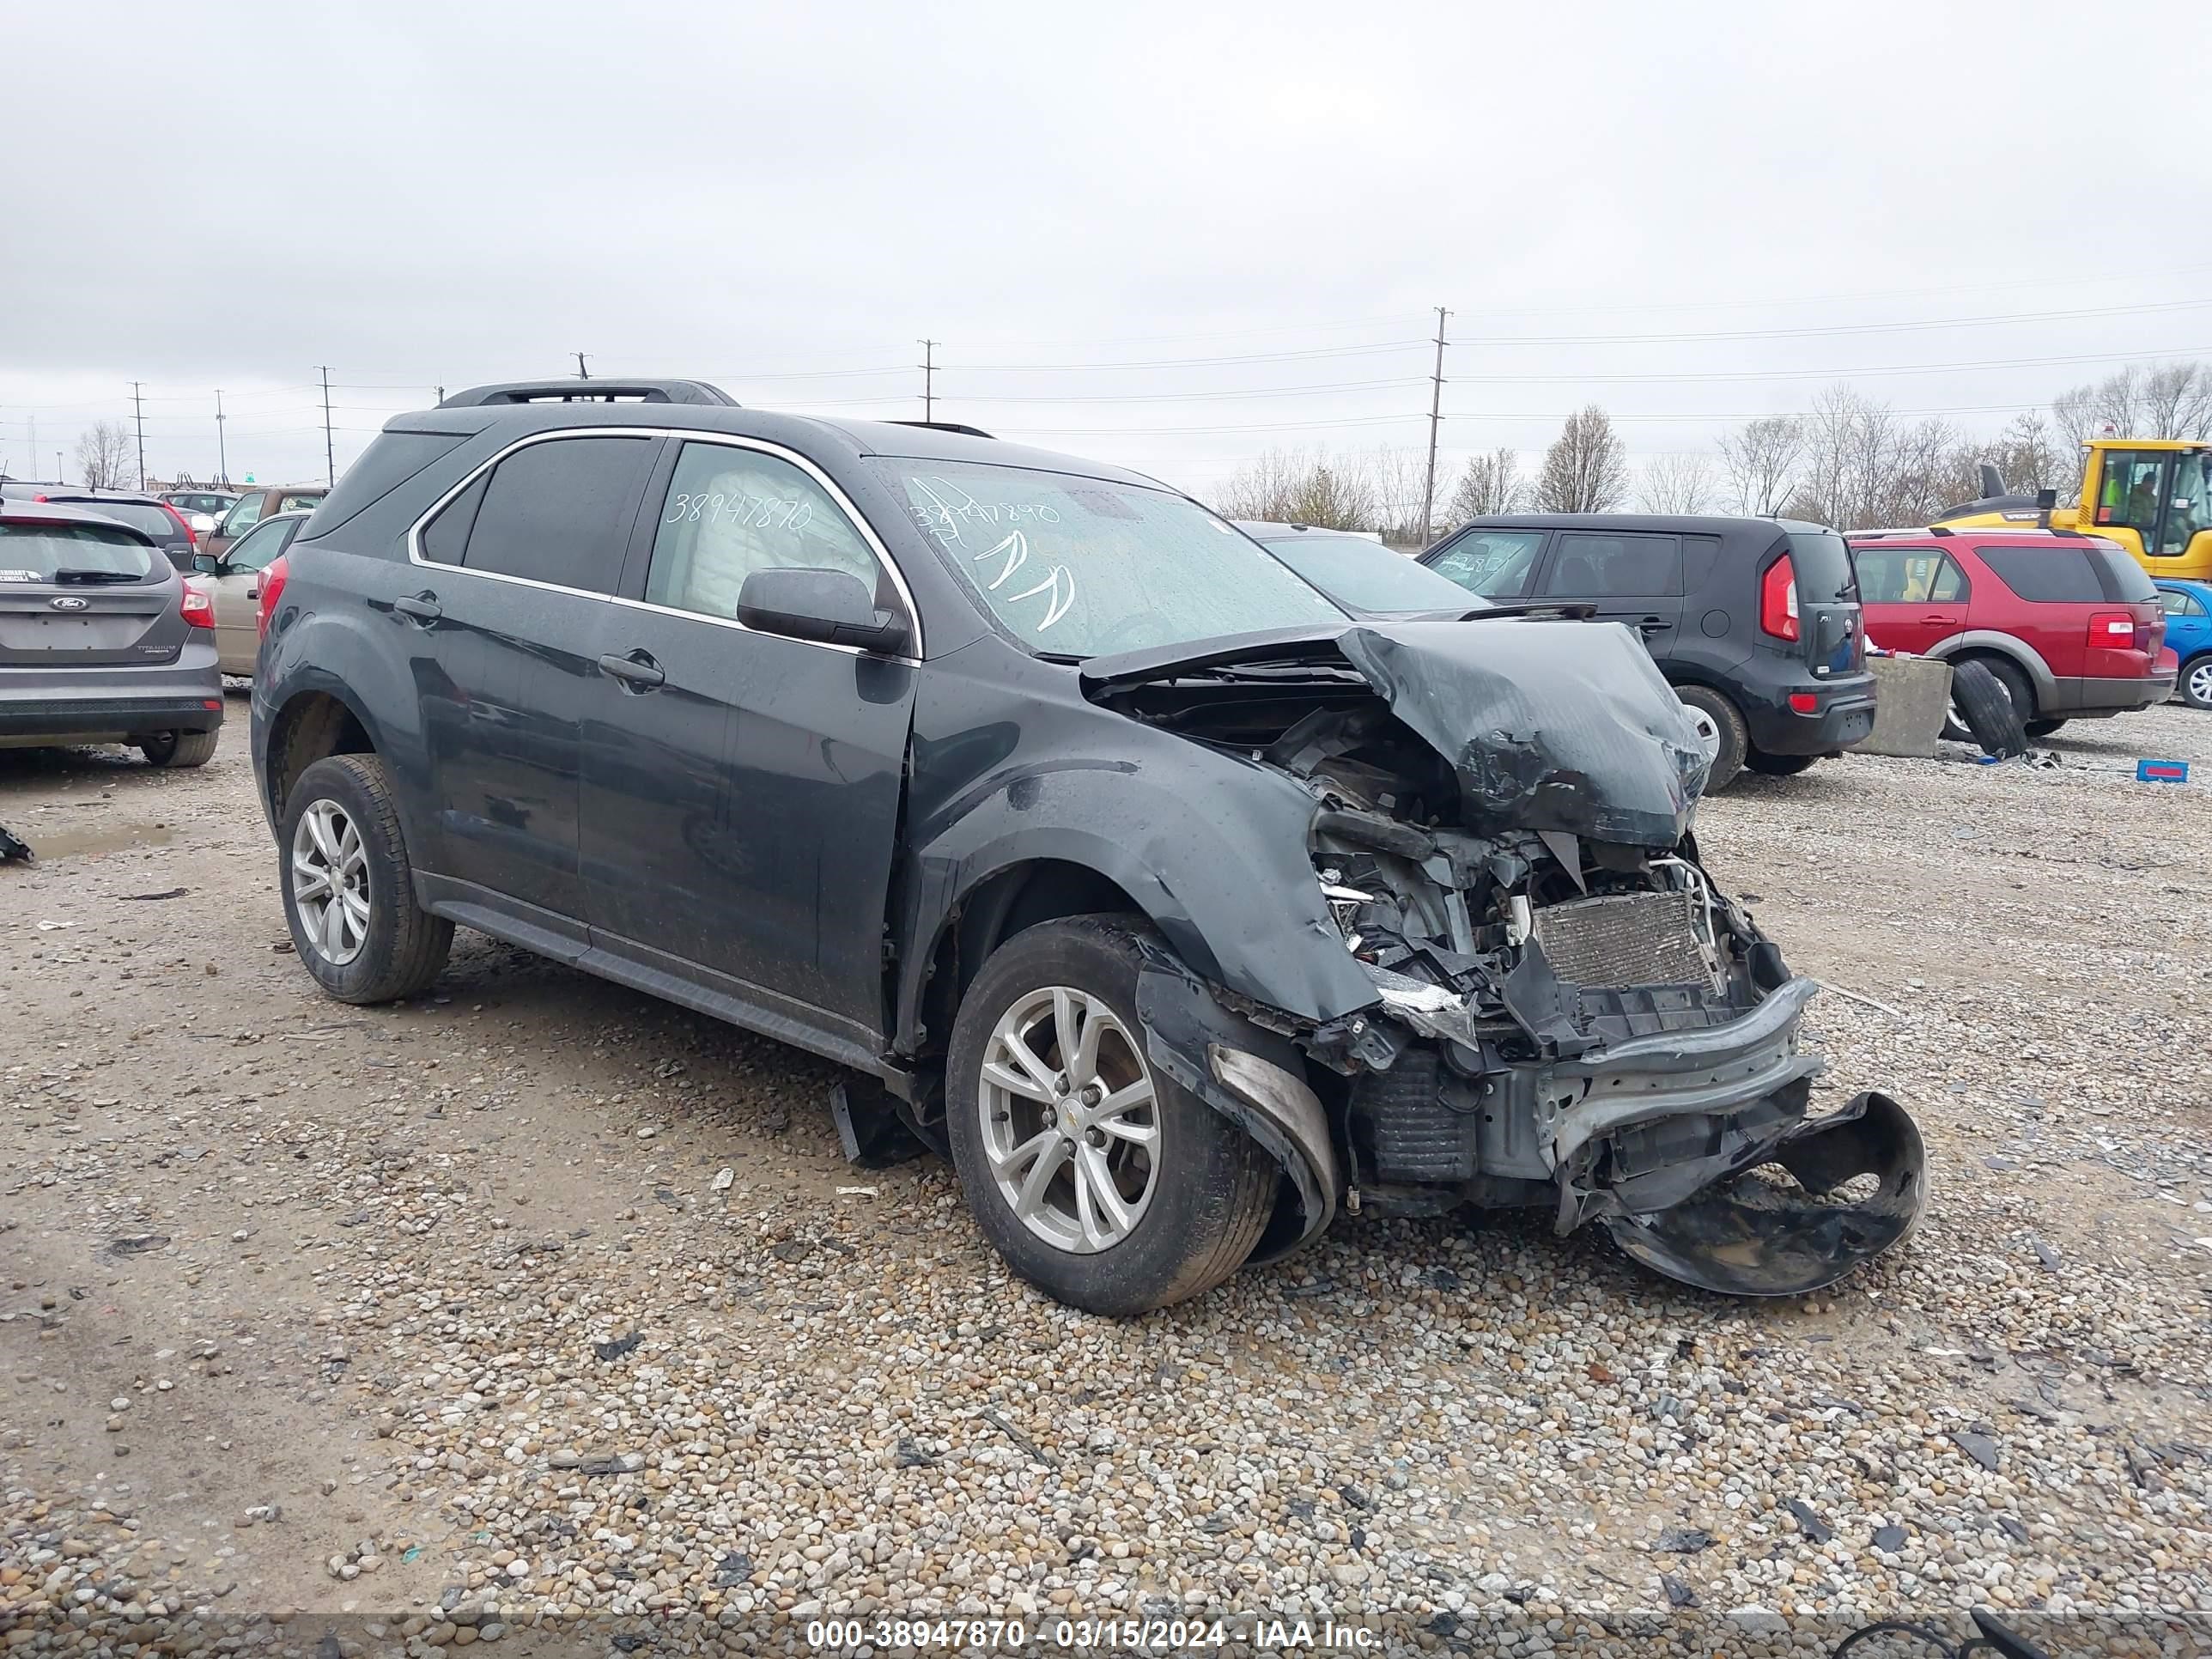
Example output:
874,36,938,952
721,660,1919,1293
252,380,1925,1315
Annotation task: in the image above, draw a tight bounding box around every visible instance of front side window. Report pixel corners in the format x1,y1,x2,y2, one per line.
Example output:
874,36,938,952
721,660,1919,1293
458,435,659,593
225,517,295,574
1542,532,1682,599
1425,530,1546,599
646,443,887,621
221,493,265,537
877,459,1342,656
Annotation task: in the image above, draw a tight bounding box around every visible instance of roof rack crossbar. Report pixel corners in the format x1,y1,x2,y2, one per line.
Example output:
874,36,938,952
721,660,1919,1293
884,419,995,439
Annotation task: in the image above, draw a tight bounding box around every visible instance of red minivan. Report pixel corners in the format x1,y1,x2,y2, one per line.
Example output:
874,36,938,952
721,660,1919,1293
1847,528,2173,737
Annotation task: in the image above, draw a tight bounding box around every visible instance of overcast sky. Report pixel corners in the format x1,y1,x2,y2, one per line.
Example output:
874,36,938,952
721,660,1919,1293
5,0,2208,501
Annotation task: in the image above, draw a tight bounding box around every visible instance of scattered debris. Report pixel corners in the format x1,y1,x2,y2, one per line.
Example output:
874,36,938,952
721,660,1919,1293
829,1079,931,1169
36,919,70,931
1872,1525,1907,1552
1815,980,1908,1019
893,1437,938,1469
710,1166,734,1192
981,1406,1057,1468
119,886,188,901
2030,1237,2062,1271
592,1332,643,1362
1953,1430,2002,1472
836,1185,878,1198
1784,1498,1832,1544
0,823,30,862
1656,1526,1714,1554
1662,1575,1698,1608
108,1234,171,1255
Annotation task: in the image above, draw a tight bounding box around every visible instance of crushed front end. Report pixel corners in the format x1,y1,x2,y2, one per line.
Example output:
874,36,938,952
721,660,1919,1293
1091,619,1926,1296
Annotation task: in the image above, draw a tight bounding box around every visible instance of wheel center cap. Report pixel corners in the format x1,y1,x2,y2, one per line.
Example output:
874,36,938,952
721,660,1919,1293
1059,1103,1079,1134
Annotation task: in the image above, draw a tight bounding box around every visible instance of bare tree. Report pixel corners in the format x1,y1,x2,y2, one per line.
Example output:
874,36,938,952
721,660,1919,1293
75,420,135,491
1637,452,1714,514
1535,405,1628,514
2051,360,2212,443
1947,411,2072,505
1783,385,1965,529
1212,446,1376,531
1361,446,1431,544
1717,416,1804,515
1443,447,1525,524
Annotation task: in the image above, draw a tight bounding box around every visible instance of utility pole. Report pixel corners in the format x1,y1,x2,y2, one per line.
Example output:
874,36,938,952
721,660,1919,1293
318,366,335,485
26,413,33,480
131,381,148,489
1420,307,1449,546
574,352,590,380
434,385,446,404
919,339,937,422
215,390,228,486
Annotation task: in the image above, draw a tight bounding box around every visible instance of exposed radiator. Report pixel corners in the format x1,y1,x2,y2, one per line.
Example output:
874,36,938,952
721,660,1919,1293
1530,889,1717,991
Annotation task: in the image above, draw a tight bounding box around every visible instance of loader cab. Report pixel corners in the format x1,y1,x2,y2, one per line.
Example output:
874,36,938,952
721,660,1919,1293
2082,442,2211,569
1935,439,2212,582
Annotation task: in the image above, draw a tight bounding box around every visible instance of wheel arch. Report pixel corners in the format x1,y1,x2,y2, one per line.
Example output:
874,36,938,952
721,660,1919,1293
1928,631,2055,705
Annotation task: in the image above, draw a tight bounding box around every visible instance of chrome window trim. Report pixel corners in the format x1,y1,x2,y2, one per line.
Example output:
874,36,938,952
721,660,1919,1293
403,426,925,663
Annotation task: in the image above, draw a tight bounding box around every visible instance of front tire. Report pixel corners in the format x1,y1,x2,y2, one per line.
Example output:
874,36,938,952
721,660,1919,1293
945,915,1276,1316
138,729,219,769
279,754,452,1004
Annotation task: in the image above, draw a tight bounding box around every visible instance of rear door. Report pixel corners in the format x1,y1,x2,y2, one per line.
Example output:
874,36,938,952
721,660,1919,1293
1535,530,1685,655
0,520,181,673
407,432,662,932
1851,543,1969,655
207,515,298,674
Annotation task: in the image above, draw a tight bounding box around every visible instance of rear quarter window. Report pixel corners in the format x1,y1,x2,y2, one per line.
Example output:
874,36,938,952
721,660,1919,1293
1976,545,2110,604
2086,544,2155,602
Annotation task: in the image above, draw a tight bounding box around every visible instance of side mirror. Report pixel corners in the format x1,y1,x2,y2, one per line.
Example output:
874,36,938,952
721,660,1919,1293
735,567,910,654
191,552,222,574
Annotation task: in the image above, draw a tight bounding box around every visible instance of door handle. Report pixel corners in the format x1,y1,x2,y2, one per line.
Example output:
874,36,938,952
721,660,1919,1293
1637,617,1669,634
1921,612,1952,623
393,592,442,623
599,650,665,691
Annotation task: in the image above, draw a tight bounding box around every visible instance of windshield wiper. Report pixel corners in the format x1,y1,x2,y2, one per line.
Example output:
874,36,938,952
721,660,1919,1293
50,568,143,584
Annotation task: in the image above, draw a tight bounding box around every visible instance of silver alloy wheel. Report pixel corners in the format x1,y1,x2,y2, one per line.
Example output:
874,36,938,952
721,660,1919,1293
977,985,1160,1254
291,799,370,966
1683,704,1721,763
2189,659,2212,707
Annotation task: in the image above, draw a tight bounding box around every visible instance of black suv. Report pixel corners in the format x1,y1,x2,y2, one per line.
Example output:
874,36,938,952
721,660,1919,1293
252,381,1922,1314
1420,514,1875,787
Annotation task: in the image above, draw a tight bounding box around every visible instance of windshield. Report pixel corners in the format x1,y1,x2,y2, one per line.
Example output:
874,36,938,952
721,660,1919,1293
69,501,178,539
877,459,1346,656
0,522,157,581
1255,532,1488,615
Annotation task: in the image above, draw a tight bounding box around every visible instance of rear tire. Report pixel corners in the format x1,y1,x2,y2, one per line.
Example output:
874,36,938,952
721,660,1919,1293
2182,654,2212,711
279,754,452,1004
945,915,1276,1316
1675,686,1747,791
1744,750,1818,777
2023,719,2068,738
1949,659,2028,758
138,729,219,769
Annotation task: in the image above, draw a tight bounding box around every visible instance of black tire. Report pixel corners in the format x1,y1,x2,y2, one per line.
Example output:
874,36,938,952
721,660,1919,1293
1949,659,2028,758
138,728,219,769
2023,719,2068,738
945,915,1277,1316
2181,654,2212,712
1675,685,1747,791
1744,750,1818,777
278,754,453,1004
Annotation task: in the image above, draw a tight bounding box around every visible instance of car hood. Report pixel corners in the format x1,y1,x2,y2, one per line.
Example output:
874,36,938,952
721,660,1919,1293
1082,618,1710,847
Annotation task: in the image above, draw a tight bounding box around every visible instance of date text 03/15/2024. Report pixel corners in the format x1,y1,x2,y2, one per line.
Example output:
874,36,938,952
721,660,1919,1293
803,1617,1381,1651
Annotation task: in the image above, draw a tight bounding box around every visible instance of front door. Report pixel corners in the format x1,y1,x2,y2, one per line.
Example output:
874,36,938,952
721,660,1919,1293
205,515,297,675
1853,544,1971,654
1536,530,1686,655
407,431,661,929
581,436,917,1047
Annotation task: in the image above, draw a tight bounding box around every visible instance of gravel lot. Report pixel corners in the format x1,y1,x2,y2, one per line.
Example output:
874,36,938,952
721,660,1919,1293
3,698,2209,1656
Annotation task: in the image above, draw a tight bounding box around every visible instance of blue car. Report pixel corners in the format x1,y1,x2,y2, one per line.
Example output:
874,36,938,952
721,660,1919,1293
2155,580,2212,709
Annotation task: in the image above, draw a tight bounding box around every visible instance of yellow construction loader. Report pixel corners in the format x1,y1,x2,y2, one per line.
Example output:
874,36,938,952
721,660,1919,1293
1936,437,2212,580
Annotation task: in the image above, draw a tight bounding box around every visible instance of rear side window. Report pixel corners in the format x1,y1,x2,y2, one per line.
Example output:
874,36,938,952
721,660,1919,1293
1680,535,1722,592
0,522,157,581
1784,531,1858,602
1542,532,1681,598
454,436,659,593
1977,545,2119,604
1852,547,1970,605
2163,586,2208,618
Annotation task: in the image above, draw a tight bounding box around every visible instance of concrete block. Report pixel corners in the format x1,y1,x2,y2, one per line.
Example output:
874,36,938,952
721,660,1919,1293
1856,655,1953,758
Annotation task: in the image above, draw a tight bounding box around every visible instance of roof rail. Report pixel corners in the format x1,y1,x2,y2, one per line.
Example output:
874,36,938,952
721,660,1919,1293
438,379,738,409
884,419,995,439
1847,526,1954,538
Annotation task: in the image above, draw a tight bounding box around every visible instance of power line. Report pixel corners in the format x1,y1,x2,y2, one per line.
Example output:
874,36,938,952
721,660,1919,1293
1457,297,2212,349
